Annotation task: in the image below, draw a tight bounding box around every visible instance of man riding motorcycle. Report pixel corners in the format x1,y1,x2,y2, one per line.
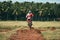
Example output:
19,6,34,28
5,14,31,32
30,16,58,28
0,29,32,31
26,11,34,29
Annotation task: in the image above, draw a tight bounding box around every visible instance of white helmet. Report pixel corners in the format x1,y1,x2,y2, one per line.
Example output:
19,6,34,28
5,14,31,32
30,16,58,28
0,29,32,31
28,10,31,13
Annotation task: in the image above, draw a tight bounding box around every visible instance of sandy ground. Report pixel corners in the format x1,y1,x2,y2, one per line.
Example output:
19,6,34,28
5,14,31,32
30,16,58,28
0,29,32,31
0,21,60,40
0,21,60,27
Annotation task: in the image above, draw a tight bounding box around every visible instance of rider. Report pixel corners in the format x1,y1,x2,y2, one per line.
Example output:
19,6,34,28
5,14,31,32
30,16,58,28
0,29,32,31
26,10,34,29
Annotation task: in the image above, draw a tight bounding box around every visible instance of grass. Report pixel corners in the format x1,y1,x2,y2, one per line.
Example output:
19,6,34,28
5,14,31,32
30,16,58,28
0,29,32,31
0,25,21,30
0,21,60,40
41,29,60,40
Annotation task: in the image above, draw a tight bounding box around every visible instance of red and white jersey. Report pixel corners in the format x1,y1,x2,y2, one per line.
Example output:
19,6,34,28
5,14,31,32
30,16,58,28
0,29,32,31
26,13,34,19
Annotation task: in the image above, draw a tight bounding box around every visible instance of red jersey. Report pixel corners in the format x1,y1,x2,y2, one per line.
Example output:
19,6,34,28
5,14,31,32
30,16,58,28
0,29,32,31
26,13,34,19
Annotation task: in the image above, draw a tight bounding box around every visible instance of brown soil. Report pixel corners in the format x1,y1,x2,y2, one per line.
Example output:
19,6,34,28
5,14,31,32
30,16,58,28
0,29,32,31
9,29,44,40
50,27,56,31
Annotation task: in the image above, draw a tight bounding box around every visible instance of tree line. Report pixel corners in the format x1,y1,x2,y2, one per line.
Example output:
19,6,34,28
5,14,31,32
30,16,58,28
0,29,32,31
0,1,60,21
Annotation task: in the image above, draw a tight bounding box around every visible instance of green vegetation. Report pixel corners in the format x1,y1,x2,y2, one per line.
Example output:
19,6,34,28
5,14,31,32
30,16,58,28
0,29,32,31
0,1,60,21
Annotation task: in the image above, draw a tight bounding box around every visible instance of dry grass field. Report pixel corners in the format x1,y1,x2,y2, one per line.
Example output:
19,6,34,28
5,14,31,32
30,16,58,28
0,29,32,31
0,21,60,40
0,21,60,27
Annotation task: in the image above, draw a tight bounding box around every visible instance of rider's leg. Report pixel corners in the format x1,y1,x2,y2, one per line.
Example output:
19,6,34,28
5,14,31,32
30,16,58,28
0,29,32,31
27,19,32,29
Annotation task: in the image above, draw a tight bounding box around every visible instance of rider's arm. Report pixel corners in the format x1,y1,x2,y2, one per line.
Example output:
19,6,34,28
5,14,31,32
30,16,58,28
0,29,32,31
31,13,34,17
26,14,28,18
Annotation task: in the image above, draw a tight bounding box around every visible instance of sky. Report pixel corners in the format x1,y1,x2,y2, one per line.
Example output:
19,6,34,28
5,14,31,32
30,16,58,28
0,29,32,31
0,0,60,3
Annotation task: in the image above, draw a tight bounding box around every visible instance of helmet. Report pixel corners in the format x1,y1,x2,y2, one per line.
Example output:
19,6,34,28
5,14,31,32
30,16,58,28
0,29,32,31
28,10,31,13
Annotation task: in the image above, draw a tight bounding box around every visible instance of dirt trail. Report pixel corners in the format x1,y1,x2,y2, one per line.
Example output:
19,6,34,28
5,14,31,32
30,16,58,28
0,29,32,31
9,29,44,40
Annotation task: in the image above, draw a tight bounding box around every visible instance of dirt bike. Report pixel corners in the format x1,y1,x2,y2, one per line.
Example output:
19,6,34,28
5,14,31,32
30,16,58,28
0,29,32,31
27,19,32,29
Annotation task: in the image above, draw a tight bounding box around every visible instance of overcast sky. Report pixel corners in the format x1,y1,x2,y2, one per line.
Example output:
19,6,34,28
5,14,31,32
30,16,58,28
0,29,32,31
0,0,60,3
